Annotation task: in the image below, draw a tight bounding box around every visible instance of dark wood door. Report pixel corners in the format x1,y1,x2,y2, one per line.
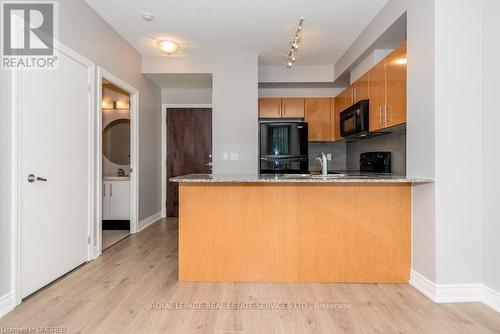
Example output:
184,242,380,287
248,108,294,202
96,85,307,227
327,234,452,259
167,108,212,217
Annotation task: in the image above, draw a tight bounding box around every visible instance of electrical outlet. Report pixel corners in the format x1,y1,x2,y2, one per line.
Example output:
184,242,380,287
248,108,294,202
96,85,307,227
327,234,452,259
327,154,332,161
223,152,229,160
230,152,239,161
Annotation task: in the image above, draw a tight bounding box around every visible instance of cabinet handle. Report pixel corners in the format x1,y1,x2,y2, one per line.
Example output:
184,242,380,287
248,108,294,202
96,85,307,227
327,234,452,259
110,184,113,197
283,104,286,116
384,105,388,125
354,88,357,102
103,184,106,197
379,106,382,125
278,103,281,117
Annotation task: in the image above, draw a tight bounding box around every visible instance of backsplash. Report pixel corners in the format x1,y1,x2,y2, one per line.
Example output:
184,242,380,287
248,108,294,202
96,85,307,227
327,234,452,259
308,142,347,172
346,131,406,175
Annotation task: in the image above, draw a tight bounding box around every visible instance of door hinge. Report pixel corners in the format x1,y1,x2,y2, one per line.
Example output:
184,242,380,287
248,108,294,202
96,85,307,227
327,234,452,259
88,85,91,93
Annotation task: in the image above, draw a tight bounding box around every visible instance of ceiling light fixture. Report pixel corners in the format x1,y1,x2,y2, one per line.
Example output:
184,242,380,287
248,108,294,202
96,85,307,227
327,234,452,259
286,17,304,68
157,40,181,55
142,12,154,22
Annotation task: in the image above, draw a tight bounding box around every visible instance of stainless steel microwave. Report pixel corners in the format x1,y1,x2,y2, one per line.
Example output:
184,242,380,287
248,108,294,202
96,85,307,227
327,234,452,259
340,100,369,138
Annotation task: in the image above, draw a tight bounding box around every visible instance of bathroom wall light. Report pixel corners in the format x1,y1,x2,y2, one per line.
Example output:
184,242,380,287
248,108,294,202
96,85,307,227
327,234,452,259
115,100,130,110
157,40,181,55
102,100,114,109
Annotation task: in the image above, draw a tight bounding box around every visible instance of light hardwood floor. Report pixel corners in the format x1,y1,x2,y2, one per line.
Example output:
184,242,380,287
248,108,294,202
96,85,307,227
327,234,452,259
1,219,499,334
102,229,129,250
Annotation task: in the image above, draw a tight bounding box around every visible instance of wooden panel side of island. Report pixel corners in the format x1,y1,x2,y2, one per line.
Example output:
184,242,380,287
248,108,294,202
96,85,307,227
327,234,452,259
178,182,411,283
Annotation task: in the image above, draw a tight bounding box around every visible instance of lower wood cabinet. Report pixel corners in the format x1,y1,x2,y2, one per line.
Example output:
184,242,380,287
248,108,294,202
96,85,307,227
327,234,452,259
102,180,130,220
305,98,331,141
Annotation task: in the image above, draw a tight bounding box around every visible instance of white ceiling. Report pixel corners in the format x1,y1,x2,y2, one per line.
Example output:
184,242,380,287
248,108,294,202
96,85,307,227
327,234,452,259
85,0,388,66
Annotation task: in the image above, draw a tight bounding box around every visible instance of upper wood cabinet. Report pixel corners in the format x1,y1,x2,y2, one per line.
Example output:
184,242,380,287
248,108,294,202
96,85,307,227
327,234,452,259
281,98,305,118
369,59,387,131
385,42,407,127
259,98,305,118
259,98,282,118
305,98,331,142
333,97,343,141
355,72,370,102
368,41,407,131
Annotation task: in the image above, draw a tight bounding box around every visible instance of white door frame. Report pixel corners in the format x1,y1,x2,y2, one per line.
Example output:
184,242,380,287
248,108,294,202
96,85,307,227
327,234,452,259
161,104,212,218
95,67,139,258
11,43,96,306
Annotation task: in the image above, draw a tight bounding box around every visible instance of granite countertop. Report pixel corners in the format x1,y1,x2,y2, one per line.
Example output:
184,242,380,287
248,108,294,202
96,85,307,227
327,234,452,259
170,173,433,184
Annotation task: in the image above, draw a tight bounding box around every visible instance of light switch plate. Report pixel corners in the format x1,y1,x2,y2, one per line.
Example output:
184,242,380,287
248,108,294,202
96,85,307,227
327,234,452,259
223,152,229,160
230,152,239,161
327,154,332,161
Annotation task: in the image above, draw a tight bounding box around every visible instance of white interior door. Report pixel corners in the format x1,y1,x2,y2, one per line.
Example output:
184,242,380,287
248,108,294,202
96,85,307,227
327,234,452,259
20,49,92,298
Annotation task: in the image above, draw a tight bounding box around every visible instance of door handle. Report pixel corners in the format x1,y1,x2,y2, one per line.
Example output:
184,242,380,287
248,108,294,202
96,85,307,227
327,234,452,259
205,162,213,167
27,174,47,183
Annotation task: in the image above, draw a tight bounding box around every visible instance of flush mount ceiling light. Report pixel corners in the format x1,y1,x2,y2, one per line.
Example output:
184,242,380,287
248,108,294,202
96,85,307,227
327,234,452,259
286,17,304,68
157,40,181,55
142,12,154,22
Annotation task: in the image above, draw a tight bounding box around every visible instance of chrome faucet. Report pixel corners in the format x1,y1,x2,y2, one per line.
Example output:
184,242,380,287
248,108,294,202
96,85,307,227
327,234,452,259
315,152,328,176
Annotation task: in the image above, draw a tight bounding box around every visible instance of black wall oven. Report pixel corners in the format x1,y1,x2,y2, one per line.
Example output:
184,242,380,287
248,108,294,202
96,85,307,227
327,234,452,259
259,122,308,174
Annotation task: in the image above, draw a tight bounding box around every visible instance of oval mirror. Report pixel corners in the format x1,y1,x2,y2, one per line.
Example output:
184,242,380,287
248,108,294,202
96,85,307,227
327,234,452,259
102,119,130,165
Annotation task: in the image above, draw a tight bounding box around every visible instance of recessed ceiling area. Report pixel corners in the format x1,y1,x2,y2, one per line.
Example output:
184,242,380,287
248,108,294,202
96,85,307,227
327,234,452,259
84,0,388,66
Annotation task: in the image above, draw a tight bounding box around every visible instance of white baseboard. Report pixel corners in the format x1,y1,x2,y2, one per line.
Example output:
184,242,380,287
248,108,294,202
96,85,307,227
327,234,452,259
482,284,500,313
138,212,162,232
410,269,500,313
409,269,437,301
0,292,14,318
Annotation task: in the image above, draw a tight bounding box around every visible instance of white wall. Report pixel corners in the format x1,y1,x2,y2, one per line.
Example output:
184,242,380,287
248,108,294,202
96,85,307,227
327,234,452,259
259,65,335,83
259,86,343,98
143,53,258,174
482,0,500,293
0,0,161,301
161,88,212,104
434,0,483,285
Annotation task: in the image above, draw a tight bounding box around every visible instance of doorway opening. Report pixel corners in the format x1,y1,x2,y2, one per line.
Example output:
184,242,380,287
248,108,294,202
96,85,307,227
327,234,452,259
96,68,139,256
152,73,213,217
101,79,131,250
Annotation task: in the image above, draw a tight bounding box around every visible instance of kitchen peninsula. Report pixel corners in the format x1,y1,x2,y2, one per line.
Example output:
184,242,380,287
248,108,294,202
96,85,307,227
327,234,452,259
171,174,431,283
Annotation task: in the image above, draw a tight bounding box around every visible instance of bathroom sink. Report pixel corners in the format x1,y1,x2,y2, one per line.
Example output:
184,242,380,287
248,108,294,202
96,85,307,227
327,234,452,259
103,176,130,181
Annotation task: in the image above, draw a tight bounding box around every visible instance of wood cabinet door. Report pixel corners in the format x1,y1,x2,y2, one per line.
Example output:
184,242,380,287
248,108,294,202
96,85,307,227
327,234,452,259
345,83,356,108
281,98,305,118
259,98,281,118
385,42,407,127
355,72,370,102
305,98,331,141
330,98,336,141
337,89,347,114
369,59,386,131
334,96,343,140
